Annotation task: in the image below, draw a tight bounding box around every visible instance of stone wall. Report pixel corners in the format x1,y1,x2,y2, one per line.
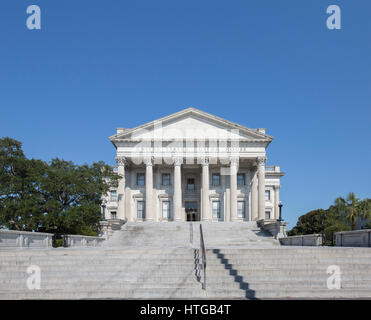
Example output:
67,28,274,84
280,234,323,246
0,230,104,248
64,234,104,247
0,230,53,248
335,229,371,247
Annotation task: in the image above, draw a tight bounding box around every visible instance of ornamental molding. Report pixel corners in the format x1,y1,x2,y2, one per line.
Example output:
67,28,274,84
229,156,239,166
144,157,154,166
173,157,183,166
115,156,127,166
200,157,210,166
256,156,267,166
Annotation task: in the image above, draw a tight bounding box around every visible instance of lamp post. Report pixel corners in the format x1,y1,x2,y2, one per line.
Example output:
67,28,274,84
278,201,283,222
101,204,106,221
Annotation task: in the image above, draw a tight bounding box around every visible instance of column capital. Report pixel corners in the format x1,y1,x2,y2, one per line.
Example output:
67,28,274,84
274,185,281,190
229,156,239,166
115,156,127,166
173,157,183,166
256,156,267,166
144,157,154,166
201,157,209,166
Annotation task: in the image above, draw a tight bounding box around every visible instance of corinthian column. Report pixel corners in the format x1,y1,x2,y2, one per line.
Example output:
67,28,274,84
145,157,154,221
251,167,258,221
201,157,211,221
257,156,267,220
274,185,280,220
115,156,127,220
230,157,238,221
173,157,183,221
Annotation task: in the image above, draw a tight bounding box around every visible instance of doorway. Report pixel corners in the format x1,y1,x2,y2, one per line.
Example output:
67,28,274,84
185,201,199,221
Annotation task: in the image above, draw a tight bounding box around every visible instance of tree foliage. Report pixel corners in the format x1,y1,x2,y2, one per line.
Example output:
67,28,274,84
0,137,119,236
333,193,370,230
288,193,371,245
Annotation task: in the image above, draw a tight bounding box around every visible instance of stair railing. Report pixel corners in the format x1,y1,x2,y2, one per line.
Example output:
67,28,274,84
200,224,207,290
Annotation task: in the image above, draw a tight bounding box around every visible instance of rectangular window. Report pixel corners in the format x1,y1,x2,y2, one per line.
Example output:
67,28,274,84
162,173,170,186
110,211,117,220
265,190,271,201
237,201,245,218
137,201,145,219
162,201,170,219
237,173,245,186
110,190,117,202
212,201,221,219
137,173,145,186
265,211,271,220
187,178,195,190
212,173,220,186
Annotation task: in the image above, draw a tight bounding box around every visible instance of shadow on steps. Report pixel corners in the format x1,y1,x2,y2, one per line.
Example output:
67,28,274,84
212,249,258,300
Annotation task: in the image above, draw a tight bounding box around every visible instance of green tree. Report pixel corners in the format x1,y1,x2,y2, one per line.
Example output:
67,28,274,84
0,137,46,231
40,158,119,236
288,193,369,245
357,198,371,226
334,193,370,230
0,137,119,236
287,209,327,236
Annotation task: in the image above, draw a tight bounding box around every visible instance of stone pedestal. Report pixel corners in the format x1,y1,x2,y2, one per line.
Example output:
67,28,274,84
99,219,126,239
99,221,109,239
258,219,288,240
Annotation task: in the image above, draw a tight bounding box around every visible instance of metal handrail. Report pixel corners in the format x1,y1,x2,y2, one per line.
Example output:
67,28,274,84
200,224,207,290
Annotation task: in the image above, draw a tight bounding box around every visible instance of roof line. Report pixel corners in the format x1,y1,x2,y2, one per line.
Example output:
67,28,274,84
110,107,273,141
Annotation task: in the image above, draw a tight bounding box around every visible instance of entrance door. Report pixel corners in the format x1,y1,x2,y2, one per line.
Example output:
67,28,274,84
185,201,198,221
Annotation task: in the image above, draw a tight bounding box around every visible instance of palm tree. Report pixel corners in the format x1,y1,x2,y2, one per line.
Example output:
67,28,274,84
344,192,361,230
333,196,347,224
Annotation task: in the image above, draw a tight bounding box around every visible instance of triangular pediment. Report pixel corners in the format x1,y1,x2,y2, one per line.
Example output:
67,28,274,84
110,107,272,143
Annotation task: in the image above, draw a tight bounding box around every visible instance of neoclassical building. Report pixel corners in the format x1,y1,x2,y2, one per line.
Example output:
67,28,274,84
103,108,284,222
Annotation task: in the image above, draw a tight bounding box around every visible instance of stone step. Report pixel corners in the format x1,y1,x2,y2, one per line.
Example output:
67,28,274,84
2,263,369,273
2,269,371,281
0,258,196,264
207,256,371,262
2,288,371,299
0,249,194,256
2,278,370,288
1,256,363,262
0,266,197,273
2,274,370,284
2,220,370,299
3,281,371,291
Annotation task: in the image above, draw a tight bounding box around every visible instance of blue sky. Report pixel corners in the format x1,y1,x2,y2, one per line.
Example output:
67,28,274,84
0,1,370,228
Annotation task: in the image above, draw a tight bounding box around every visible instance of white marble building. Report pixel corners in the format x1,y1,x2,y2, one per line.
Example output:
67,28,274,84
103,108,284,222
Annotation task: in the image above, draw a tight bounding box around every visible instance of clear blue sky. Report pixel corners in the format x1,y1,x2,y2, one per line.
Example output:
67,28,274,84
0,1,370,228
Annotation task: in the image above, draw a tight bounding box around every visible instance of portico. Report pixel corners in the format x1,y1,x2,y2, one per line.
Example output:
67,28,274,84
104,108,284,222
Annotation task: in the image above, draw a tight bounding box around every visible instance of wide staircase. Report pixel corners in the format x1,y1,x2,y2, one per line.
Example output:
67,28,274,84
1,222,371,299
103,221,279,248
